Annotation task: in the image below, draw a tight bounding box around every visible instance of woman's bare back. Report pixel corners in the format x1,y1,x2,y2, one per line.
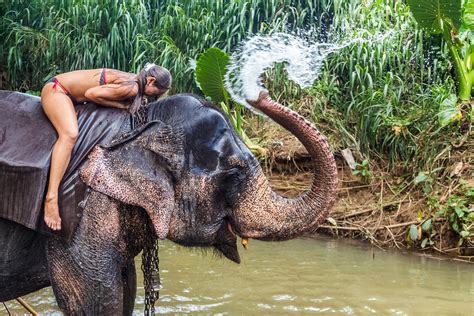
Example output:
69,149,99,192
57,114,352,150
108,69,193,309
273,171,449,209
54,69,136,103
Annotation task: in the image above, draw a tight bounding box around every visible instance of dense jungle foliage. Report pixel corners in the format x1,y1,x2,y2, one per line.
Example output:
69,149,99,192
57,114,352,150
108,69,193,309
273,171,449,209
0,0,462,164
1,0,473,251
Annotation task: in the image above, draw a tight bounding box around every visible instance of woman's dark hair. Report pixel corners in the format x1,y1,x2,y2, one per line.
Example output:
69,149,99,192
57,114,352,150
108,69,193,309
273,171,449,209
130,65,172,114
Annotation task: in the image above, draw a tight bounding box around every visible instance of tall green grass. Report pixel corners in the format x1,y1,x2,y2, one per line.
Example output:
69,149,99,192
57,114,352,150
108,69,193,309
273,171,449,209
272,0,457,171
0,0,460,172
0,0,331,92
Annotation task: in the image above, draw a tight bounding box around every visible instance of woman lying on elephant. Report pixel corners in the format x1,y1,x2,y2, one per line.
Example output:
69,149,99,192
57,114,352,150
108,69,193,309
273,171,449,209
41,63,172,231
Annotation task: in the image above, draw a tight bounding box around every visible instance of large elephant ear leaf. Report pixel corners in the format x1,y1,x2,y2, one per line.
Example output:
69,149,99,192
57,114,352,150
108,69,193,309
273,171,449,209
462,0,474,30
196,47,230,104
407,0,462,34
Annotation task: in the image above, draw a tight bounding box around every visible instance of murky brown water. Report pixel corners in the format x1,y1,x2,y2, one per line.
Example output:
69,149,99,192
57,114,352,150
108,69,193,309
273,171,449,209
2,237,474,315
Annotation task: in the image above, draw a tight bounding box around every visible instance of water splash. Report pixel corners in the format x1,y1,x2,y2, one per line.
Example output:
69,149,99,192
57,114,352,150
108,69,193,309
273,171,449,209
225,31,392,108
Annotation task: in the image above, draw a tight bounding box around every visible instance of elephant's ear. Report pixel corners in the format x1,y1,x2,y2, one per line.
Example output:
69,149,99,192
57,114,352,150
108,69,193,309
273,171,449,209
80,124,182,239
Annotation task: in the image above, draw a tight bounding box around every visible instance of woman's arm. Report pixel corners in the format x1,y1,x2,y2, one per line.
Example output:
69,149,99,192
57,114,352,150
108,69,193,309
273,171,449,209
84,84,137,110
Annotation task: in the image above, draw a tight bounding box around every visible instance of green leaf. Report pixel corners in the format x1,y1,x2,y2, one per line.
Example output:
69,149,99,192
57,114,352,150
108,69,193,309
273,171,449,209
421,238,429,248
437,94,461,127
465,187,474,198
422,219,432,232
462,0,474,29
409,224,419,241
423,182,433,194
414,172,428,185
407,0,462,33
452,222,460,233
460,230,470,238
195,47,230,104
455,206,465,217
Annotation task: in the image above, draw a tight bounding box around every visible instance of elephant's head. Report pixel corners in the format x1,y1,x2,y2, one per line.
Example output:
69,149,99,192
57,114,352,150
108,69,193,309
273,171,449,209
80,92,337,264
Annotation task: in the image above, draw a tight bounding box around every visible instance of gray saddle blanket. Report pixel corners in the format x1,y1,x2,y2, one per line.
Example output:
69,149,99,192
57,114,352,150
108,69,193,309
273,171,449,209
0,90,129,241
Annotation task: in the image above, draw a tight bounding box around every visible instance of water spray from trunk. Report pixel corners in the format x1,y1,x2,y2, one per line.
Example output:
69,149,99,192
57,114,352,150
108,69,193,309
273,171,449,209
224,31,393,107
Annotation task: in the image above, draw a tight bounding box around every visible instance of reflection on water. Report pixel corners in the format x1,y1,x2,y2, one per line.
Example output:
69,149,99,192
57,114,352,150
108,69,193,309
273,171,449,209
2,237,474,315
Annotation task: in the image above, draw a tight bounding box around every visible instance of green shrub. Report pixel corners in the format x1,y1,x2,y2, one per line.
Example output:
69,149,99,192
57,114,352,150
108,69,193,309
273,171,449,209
429,183,474,246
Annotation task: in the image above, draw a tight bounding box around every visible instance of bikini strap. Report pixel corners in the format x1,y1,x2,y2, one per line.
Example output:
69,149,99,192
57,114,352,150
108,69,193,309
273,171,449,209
100,68,107,85
51,77,69,94
50,77,78,104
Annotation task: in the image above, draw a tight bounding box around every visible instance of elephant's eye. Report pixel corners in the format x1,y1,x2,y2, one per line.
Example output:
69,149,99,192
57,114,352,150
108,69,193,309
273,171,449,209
222,177,242,205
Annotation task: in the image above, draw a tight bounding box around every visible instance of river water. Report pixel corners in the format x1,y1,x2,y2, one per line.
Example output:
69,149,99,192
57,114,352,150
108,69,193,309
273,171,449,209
1,237,473,315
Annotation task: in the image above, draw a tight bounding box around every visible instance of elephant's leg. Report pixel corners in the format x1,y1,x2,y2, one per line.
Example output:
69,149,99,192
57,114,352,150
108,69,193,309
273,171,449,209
47,193,128,315
122,261,137,315
47,239,124,315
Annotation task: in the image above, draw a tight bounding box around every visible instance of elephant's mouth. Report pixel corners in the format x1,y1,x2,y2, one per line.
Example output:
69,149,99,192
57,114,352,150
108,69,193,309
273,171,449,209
227,222,237,237
226,220,249,250
212,219,241,264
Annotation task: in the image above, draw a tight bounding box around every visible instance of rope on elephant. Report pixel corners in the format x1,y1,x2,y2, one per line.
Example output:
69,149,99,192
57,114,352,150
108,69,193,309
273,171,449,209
131,99,150,129
16,297,38,315
2,302,11,316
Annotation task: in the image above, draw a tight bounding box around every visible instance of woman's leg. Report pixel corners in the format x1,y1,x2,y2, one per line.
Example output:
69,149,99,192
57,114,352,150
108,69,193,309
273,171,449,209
41,87,78,231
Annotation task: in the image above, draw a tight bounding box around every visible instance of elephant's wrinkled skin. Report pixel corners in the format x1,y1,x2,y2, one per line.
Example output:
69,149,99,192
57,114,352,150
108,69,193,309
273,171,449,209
0,92,337,314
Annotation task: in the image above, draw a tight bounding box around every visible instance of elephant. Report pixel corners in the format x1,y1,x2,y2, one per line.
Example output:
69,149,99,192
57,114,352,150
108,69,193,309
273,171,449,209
0,90,337,314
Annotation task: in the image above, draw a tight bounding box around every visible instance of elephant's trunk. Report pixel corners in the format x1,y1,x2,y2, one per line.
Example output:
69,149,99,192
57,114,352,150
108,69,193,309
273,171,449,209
233,90,337,240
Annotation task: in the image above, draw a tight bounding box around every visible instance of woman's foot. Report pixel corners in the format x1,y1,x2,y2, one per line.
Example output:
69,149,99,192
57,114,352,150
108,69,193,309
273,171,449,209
44,196,62,230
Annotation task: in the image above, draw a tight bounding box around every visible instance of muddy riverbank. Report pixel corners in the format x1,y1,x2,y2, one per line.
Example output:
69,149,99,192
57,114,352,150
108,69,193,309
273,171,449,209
262,132,474,263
